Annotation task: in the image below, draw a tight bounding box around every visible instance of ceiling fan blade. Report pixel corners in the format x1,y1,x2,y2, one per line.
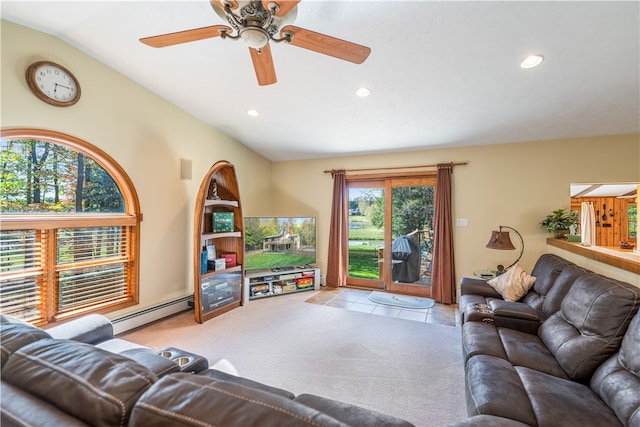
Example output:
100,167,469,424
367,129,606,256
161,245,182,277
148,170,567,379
262,0,300,17
140,25,233,48
280,25,371,64
249,44,277,86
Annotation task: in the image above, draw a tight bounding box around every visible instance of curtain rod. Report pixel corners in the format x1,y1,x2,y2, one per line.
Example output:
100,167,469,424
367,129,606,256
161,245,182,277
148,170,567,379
322,161,469,174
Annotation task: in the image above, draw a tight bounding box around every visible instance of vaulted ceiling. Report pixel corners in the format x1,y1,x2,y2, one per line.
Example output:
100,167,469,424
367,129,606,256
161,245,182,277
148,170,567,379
2,1,639,161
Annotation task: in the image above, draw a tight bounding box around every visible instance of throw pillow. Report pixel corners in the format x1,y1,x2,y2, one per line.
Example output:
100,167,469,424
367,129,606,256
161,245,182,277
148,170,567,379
487,264,536,302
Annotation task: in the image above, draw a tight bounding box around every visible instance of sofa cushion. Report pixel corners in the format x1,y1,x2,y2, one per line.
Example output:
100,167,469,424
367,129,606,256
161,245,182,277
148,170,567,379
465,355,537,426
619,310,640,375
590,312,640,427
0,322,51,367
522,254,575,311
199,368,295,399
2,339,157,427
515,365,623,427
461,321,568,379
1,382,90,427
539,273,640,383
462,321,508,362
129,373,349,427
465,355,624,427
538,264,586,317
487,264,536,302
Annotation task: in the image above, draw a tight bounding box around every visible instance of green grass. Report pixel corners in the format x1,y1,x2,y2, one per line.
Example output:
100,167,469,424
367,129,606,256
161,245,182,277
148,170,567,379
348,245,380,279
349,227,384,241
348,216,383,278
348,216,384,241
244,252,315,270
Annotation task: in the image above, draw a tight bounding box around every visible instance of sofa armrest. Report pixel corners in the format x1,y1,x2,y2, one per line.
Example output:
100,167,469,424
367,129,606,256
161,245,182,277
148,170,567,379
45,314,113,344
295,394,415,427
445,415,531,427
198,369,295,399
460,277,502,298
488,301,540,321
120,348,181,378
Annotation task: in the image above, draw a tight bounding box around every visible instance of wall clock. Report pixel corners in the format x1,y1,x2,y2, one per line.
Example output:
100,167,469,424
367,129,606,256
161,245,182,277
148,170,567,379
26,61,81,107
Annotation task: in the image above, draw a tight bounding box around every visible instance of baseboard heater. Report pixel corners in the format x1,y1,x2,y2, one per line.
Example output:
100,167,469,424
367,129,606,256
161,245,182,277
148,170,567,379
112,296,192,335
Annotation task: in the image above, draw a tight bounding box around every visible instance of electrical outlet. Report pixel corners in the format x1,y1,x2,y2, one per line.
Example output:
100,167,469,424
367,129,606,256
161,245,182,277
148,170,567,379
456,218,469,227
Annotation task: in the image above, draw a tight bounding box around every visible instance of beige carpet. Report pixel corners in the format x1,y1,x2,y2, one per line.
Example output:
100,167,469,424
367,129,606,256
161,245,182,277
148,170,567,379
119,290,466,427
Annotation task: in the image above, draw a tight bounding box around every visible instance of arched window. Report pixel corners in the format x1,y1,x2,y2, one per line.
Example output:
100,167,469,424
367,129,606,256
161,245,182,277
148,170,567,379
1,129,142,326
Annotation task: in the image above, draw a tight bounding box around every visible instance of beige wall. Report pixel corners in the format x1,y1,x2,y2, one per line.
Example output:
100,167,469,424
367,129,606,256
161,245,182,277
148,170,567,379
1,21,273,318
3,21,639,314
271,135,640,287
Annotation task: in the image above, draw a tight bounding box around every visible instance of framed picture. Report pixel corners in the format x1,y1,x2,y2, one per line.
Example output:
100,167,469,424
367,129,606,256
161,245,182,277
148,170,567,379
213,212,234,232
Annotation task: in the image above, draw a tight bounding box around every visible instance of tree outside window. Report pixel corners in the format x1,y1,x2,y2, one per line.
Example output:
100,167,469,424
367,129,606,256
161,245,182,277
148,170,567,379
1,139,124,214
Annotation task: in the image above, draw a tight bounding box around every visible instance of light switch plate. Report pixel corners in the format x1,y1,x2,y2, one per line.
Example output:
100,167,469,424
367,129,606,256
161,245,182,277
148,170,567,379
456,218,469,227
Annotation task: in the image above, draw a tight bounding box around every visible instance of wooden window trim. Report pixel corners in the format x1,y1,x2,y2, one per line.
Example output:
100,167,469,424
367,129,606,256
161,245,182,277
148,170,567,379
1,128,140,214
1,128,142,325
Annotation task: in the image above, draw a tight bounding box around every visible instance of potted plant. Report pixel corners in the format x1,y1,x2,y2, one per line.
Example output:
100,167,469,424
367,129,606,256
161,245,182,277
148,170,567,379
540,208,578,239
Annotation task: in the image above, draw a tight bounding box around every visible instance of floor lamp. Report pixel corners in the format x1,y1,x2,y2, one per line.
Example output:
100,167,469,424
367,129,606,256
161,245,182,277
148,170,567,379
485,225,524,274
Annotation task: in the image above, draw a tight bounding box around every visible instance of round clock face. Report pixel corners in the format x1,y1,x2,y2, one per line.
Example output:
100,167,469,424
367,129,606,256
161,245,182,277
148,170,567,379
26,61,81,107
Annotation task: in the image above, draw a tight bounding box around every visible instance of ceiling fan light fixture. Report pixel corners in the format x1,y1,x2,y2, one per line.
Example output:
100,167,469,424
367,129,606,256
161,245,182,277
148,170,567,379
240,27,270,50
520,54,544,69
355,87,370,97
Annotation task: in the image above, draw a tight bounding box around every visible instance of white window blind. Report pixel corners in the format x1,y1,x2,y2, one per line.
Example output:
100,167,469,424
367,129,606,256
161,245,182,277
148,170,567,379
0,225,134,323
0,230,45,321
56,227,130,313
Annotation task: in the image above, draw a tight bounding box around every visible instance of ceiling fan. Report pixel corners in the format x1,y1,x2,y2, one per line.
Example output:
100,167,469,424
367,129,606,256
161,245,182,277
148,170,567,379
140,0,371,86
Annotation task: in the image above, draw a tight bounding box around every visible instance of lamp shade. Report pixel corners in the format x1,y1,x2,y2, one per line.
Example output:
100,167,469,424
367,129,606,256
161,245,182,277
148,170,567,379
486,231,516,250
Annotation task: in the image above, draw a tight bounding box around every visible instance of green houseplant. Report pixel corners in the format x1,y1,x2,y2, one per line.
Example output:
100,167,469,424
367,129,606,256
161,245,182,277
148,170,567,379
540,208,578,239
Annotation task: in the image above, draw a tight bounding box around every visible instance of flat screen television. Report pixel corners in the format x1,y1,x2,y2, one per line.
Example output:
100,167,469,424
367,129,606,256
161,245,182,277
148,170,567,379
244,216,316,271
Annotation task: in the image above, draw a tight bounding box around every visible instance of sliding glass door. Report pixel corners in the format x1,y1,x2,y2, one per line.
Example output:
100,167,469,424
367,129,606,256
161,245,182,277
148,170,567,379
346,175,435,296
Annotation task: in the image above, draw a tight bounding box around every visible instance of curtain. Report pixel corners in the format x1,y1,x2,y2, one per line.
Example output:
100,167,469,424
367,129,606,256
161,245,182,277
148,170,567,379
581,202,596,246
326,170,348,287
431,164,456,304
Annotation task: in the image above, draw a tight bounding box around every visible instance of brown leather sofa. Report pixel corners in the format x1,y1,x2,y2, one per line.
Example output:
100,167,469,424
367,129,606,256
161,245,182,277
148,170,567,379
0,314,414,427
459,254,584,334
459,255,640,426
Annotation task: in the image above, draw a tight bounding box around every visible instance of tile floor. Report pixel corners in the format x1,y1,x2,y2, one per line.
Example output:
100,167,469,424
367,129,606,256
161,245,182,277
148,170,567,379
306,287,459,327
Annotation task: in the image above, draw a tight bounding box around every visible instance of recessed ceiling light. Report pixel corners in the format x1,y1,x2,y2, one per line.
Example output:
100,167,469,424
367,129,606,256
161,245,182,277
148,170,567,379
355,87,370,97
520,54,544,69
246,108,260,117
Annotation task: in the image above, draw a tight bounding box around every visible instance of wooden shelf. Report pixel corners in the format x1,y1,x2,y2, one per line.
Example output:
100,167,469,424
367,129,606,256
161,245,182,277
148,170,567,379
546,238,640,274
193,161,244,323
201,265,242,279
244,267,320,301
204,199,239,207
201,231,242,240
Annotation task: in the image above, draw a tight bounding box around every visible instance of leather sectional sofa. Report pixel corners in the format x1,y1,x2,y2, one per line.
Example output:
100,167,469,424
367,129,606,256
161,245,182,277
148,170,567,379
458,253,640,427
0,314,414,427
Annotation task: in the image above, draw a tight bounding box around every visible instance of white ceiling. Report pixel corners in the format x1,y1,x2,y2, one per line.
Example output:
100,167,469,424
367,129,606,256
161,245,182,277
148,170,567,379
2,1,639,161
570,183,638,198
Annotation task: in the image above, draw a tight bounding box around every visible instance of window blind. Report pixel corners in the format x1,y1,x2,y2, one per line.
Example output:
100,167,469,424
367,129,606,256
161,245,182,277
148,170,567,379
0,230,45,322
56,227,130,313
